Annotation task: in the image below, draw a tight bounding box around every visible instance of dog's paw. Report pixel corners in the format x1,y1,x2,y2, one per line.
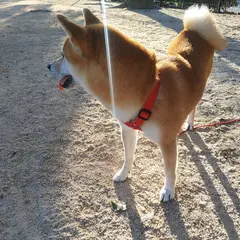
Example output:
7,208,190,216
186,122,193,131
159,187,175,202
182,122,193,131
113,168,129,182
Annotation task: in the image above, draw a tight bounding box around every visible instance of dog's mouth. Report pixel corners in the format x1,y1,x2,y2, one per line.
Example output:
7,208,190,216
58,75,73,90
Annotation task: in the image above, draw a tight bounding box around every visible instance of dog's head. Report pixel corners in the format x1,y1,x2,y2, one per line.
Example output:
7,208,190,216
47,9,103,90
47,8,156,107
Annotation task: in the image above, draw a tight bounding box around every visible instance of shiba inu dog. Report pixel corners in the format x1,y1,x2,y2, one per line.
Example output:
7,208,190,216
47,6,227,202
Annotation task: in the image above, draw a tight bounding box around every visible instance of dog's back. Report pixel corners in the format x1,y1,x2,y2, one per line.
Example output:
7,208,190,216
146,6,227,139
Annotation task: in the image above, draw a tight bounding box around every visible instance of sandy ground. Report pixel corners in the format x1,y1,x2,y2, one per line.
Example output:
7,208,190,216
0,0,240,239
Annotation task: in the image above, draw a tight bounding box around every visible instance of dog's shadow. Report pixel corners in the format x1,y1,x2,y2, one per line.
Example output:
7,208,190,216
181,132,239,239
114,180,190,239
114,131,239,239
114,180,146,240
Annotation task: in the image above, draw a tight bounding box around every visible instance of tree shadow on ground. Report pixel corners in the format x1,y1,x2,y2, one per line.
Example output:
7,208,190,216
0,2,92,239
129,8,239,84
182,132,239,239
131,8,183,32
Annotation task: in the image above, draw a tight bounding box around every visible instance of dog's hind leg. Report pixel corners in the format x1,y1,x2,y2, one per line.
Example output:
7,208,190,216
113,127,138,182
186,107,195,130
159,137,177,202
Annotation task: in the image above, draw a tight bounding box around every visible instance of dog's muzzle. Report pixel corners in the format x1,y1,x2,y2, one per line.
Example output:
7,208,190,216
47,63,73,91
58,75,73,90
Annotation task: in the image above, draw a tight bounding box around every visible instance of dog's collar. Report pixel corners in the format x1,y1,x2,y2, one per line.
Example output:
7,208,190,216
123,81,160,131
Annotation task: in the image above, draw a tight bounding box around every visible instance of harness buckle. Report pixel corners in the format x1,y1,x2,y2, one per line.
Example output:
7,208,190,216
138,108,151,121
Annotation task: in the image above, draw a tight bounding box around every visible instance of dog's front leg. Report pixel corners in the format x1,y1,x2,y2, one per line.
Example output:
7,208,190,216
113,127,138,182
159,138,177,202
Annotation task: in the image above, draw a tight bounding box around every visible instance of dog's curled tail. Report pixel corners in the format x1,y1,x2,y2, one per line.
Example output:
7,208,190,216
183,5,227,51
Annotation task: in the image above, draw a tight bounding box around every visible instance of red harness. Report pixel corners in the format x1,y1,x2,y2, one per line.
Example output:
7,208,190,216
123,81,160,131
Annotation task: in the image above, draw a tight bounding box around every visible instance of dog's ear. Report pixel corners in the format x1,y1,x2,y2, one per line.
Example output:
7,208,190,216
57,14,85,38
83,8,101,26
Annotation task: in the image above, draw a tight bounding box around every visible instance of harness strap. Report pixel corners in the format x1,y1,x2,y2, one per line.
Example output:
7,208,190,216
123,81,160,131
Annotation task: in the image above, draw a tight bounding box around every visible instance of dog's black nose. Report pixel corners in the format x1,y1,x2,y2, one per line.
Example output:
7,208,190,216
47,63,51,70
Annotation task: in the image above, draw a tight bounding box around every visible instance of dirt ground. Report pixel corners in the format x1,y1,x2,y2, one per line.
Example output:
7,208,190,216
0,0,239,239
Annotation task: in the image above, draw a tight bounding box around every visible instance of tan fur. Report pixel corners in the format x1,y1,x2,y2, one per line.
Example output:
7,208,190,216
53,7,227,201
151,30,215,138
60,21,157,108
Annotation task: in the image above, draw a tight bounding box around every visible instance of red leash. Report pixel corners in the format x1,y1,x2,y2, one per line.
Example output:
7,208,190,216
178,118,240,136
